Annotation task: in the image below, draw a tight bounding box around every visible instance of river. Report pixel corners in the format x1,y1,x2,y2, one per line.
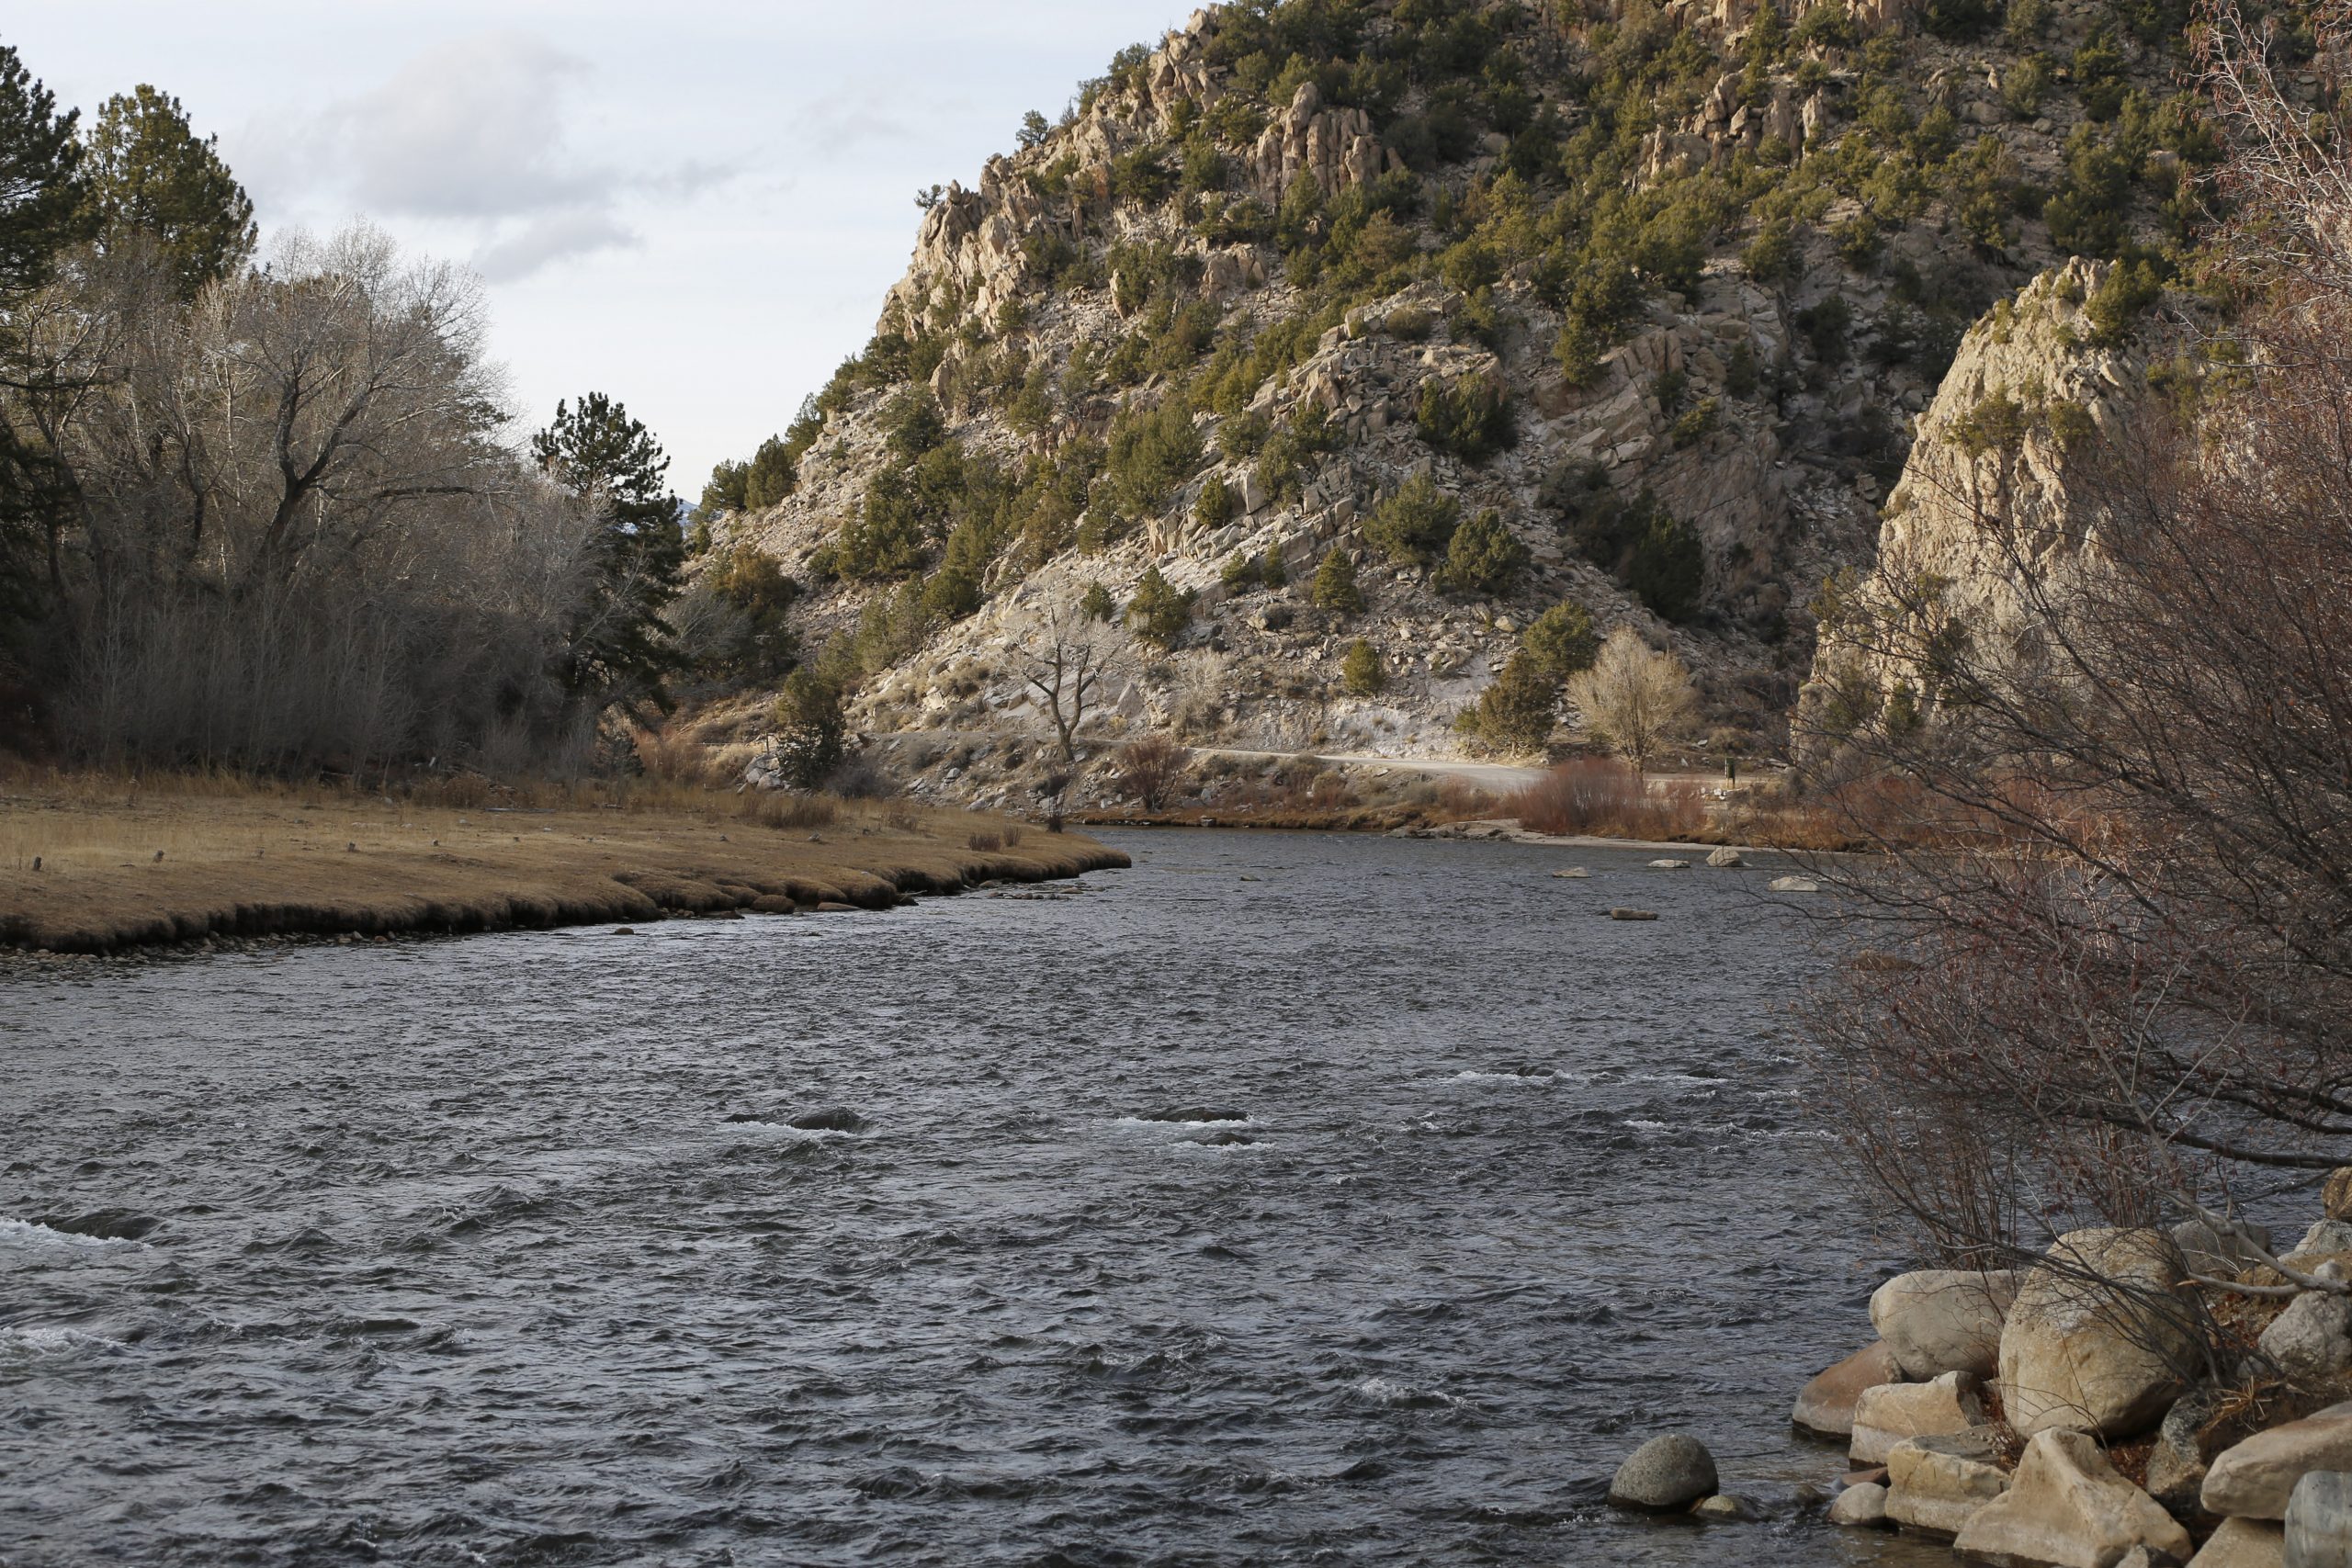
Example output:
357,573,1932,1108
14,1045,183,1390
0,829,1955,1565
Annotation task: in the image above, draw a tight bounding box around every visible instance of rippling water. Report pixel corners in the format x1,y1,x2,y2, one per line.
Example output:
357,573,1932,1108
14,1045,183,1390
1,830,1957,1566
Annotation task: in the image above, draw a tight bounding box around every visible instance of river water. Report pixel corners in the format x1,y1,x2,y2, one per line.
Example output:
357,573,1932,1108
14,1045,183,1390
1,829,1955,1566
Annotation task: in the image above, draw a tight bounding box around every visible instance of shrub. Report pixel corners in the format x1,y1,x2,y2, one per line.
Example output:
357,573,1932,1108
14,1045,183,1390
1221,551,1261,592
1416,373,1518,462
967,830,1003,852
1669,397,1719,448
1342,639,1385,696
881,389,946,459
1102,399,1204,522
1455,650,1556,755
2086,258,2164,346
1079,581,1117,622
1195,475,1235,528
1506,759,1707,838
836,472,930,580
1435,507,1530,595
1259,545,1288,589
1127,566,1195,649
2044,126,2132,256
771,667,847,790
1623,508,1706,622
1114,733,1192,809
1313,547,1363,615
1363,472,1461,566
1796,296,1853,366
1522,601,1599,681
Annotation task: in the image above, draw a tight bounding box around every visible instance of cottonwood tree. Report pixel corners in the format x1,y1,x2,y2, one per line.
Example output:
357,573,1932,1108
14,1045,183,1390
1023,598,1125,761
1797,0,2352,1313
1566,626,1694,775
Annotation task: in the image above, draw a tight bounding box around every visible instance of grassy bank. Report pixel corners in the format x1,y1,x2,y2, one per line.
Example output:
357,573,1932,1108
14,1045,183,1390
0,771,1126,954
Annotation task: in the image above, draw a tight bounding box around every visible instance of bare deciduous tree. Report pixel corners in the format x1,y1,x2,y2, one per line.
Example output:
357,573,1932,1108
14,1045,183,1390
1566,626,1695,776
1023,599,1125,762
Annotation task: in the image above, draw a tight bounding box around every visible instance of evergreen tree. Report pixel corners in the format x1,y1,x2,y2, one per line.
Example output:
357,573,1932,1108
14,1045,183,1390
771,665,846,789
1363,472,1461,565
0,46,88,294
700,459,750,517
1522,601,1600,681
1435,507,1530,595
534,393,684,709
1126,565,1194,649
1079,581,1117,622
743,434,796,509
1342,639,1385,696
82,85,254,297
1457,650,1559,755
1312,547,1363,615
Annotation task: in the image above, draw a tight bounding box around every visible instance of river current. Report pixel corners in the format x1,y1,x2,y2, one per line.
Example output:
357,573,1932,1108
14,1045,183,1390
1,829,1953,1566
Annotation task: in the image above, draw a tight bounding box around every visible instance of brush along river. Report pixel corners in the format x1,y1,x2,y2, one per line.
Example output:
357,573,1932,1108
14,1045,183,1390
0,829,1952,1566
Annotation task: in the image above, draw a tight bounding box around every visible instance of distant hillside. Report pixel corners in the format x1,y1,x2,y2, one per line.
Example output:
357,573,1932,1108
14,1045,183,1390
704,0,2206,770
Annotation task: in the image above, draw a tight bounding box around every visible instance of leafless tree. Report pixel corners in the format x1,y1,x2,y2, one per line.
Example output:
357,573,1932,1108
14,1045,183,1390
1795,0,2352,1313
1566,626,1695,776
1023,598,1125,762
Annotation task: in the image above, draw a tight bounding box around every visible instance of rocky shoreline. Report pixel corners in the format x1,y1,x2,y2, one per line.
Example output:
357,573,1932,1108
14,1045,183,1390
1608,1187,2352,1565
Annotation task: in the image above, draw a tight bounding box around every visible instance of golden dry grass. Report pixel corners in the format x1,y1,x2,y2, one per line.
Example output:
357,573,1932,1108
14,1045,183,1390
0,768,1125,953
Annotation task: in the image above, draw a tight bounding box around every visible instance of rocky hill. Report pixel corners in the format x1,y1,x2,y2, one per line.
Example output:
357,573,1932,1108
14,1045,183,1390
701,0,2207,780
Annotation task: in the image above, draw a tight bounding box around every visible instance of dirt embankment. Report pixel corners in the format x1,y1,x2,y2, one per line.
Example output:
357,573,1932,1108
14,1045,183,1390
0,780,1126,954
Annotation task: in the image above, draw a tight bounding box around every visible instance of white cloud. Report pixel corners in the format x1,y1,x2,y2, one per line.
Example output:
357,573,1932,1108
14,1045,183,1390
250,29,729,280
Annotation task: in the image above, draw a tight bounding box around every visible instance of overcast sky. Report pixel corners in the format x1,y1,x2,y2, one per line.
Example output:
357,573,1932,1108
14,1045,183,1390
9,1,1187,494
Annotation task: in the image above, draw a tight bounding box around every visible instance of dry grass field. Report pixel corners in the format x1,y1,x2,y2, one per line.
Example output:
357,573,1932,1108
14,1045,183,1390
0,770,1125,953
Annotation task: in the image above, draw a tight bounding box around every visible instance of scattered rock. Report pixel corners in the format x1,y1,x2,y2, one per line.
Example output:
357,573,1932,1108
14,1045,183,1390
1844,1467,1891,1486
42,1209,160,1241
1770,875,1822,893
2205,1402,2352,1520
1953,1428,2192,1568
1142,1105,1249,1123
2150,1389,2227,1517
2177,1215,2278,1279
1792,1339,1903,1439
1609,908,1659,921
1829,1481,1892,1528
2188,1516,2284,1567
2298,1222,2352,1259
2000,1226,2197,1438
1706,847,1744,867
787,1108,867,1133
1872,1269,2022,1380
2284,1472,2352,1566
1690,1493,1761,1521
2259,1278,2352,1381
1886,1427,2011,1536
1609,1434,1719,1511
1852,1371,1988,1464
1648,858,1691,869
1551,867,1590,878
814,901,858,913
611,926,637,936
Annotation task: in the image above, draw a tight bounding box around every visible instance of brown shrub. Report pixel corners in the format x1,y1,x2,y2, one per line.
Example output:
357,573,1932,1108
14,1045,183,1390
1508,760,1708,840
967,830,1002,852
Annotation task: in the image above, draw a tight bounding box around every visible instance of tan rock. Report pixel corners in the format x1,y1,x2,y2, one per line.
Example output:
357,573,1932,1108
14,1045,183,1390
1828,1481,1890,1527
1885,1427,2010,1536
2202,1401,2352,1520
1999,1227,2197,1438
1871,1268,2021,1379
2188,1516,2284,1567
1852,1371,1987,1464
1953,1428,2192,1567
1792,1340,1902,1439
2324,1168,2352,1223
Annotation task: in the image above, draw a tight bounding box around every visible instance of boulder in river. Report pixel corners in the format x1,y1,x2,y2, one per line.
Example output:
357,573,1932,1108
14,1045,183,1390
2285,1471,2352,1566
1551,867,1590,878
1770,875,1822,893
1871,1269,2021,1380
787,1108,868,1133
1142,1106,1250,1123
1792,1340,1902,1439
1706,847,1743,867
1829,1481,1891,1528
2204,1401,2352,1520
1608,1434,1719,1511
1851,1371,1987,1464
1952,1428,2192,1567
1690,1493,1761,1521
1648,858,1691,870
1999,1226,2197,1439
1609,908,1659,921
1884,1427,2010,1535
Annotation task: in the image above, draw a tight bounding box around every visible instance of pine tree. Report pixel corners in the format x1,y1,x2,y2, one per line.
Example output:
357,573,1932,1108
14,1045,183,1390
1342,639,1385,696
743,435,796,509
1126,565,1194,649
1522,601,1600,681
534,393,684,709
82,85,254,297
1312,547,1363,615
1435,507,1530,595
0,47,89,294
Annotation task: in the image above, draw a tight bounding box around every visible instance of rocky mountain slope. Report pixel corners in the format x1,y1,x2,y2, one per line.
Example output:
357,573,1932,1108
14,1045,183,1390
704,0,2206,773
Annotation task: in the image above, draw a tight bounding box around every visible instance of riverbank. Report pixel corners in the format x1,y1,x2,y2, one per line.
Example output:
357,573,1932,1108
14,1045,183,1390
0,773,1126,953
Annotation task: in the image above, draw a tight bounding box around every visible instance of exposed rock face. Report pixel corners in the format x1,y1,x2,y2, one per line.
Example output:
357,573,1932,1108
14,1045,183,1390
1952,1429,2193,1568
2204,1403,2352,1521
1609,1434,1719,1511
1998,1227,2197,1439
1802,260,2153,746
1792,1339,1902,1439
1852,1371,1988,1465
1885,1427,2011,1536
1871,1268,2021,1380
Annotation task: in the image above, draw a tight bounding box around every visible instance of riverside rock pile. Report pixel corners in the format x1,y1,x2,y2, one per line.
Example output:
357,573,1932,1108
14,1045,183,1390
1608,1175,2352,1562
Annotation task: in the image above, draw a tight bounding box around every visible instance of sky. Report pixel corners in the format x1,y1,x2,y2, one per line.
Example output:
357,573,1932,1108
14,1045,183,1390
8,1,1190,496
